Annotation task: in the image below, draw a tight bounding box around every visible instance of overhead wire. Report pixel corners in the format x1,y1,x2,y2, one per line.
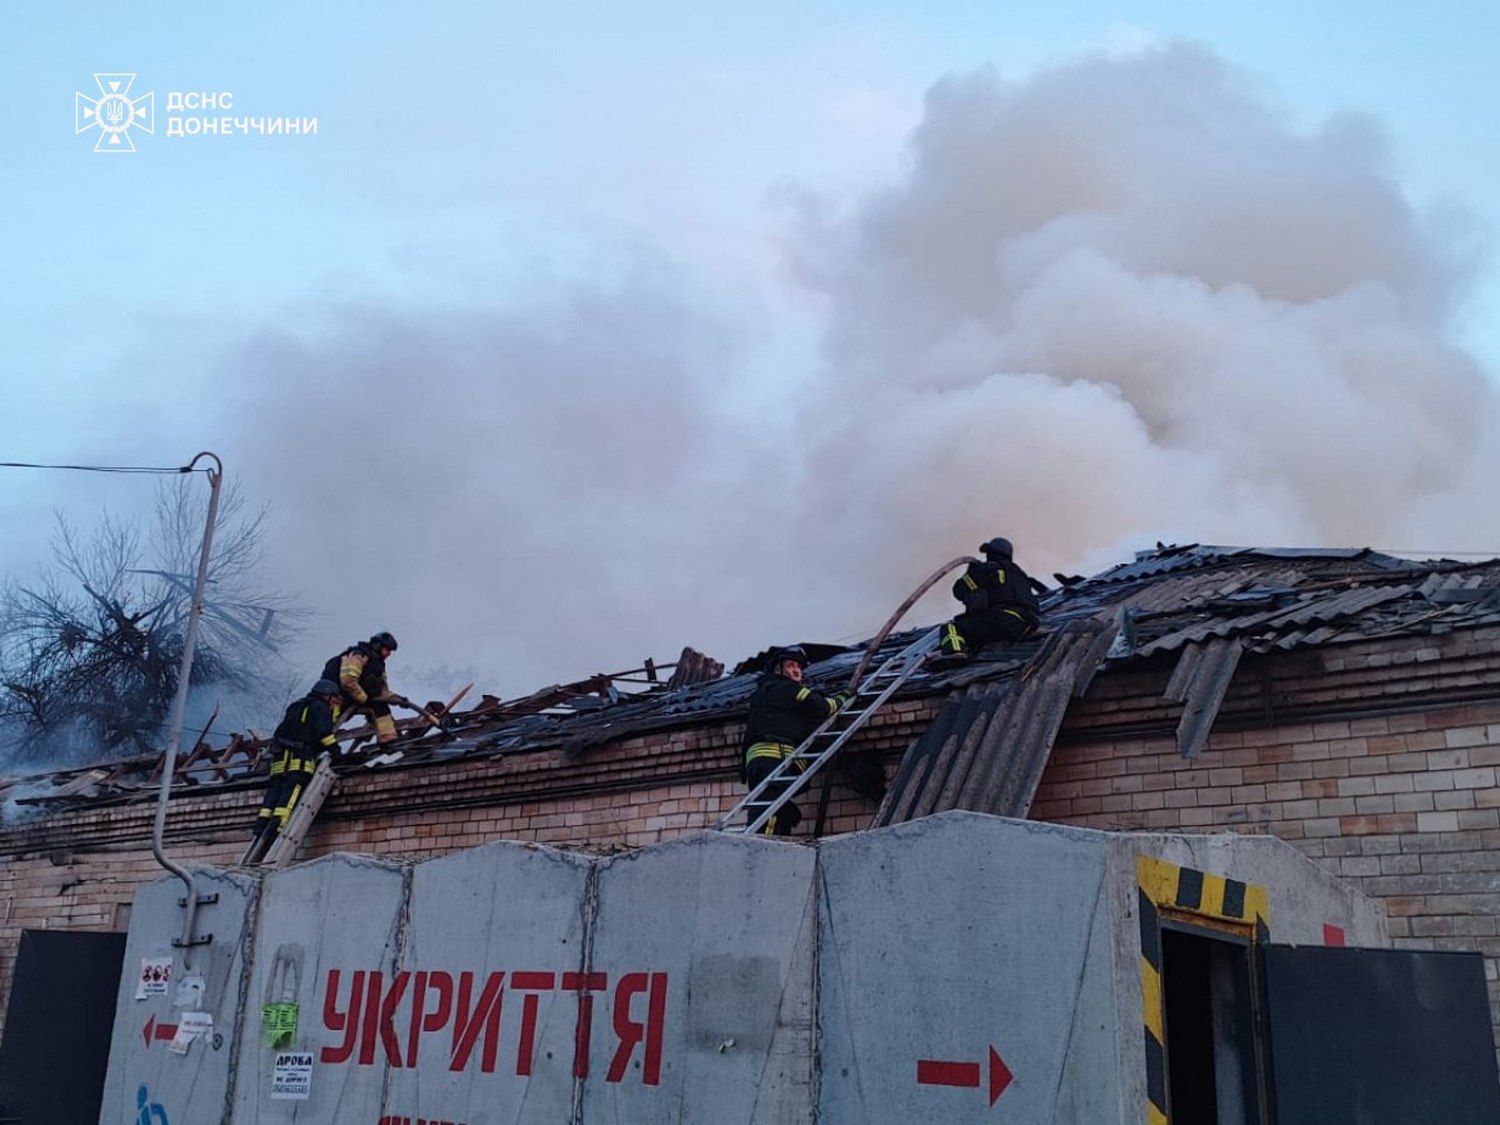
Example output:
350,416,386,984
0,461,202,474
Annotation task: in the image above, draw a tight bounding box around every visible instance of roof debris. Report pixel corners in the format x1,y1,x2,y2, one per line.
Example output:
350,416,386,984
5,546,1499,815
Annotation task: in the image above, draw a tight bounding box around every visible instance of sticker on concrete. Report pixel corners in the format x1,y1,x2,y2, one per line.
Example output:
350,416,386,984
263,1001,299,1048
271,1051,314,1100
168,1011,213,1055
173,973,204,1009
136,955,173,999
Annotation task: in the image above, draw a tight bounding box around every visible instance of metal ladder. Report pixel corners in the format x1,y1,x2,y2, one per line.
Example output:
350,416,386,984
241,753,338,867
716,628,940,834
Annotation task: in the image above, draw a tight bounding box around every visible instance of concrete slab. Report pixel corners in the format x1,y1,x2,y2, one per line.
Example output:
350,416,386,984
375,839,595,1125
817,812,1114,1124
230,853,407,1123
583,831,818,1124
1124,832,1386,945
98,866,257,1125
100,811,1400,1124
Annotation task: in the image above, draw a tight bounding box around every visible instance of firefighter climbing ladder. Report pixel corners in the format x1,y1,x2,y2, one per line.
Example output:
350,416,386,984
240,753,338,867
716,627,941,835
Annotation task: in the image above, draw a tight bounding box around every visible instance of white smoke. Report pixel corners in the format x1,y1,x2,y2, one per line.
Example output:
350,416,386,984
788,42,1497,602
213,41,1498,695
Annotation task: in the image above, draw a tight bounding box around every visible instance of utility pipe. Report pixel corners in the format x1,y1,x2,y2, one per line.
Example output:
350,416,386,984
150,451,223,961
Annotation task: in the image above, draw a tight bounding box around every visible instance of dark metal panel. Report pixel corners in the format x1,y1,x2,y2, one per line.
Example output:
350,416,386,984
1262,944,1500,1125
0,929,126,1124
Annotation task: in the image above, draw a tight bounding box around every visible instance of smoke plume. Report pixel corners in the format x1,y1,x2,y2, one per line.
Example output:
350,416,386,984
222,42,1497,695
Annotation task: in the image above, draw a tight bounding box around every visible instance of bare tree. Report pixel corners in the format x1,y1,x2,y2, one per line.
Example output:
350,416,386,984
0,480,305,762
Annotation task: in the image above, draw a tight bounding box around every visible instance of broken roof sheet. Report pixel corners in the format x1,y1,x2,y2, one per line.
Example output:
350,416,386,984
6,545,1500,814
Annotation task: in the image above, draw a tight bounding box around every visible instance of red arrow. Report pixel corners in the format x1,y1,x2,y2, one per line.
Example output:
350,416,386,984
917,1045,1013,1106
142,1015,179,1048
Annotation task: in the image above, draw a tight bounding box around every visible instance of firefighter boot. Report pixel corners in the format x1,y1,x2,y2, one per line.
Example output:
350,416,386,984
938,623,969,660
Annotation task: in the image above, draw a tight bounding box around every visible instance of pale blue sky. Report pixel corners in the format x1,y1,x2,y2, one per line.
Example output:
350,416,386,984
3,2,1498,692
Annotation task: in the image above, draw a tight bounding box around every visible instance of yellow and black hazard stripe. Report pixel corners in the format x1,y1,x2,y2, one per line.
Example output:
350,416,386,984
1136,855,1270,1124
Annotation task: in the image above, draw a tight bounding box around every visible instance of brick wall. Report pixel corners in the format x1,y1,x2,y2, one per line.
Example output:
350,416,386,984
0,701,928,1041
1031,631,1500,1059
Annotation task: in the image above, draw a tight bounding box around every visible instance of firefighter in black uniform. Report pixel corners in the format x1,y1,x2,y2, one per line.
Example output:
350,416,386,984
741,645,848,836
938,537,1043,659
323,631,407,745
252,679,342,846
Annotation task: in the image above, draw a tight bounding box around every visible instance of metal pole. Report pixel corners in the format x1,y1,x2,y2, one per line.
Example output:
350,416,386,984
149,452,223,959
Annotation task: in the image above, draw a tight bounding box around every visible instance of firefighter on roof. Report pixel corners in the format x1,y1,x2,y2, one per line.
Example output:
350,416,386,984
251,679,341,846
938,537,1043,659
741,645,848,836
323,631,408,745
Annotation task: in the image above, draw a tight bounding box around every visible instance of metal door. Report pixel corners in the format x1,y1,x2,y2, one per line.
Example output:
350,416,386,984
1261,944,1500,1125
0,929,126,1124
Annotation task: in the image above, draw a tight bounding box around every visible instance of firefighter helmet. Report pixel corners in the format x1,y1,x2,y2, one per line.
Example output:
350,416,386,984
312,678,341,698
767,645,809,673
979,537,1014,559
369,631,398,652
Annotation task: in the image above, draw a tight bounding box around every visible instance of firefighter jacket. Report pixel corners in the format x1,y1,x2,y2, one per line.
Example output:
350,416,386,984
952,558,1041,624
270,694,341,775
323,643,388,706
742,673,842,765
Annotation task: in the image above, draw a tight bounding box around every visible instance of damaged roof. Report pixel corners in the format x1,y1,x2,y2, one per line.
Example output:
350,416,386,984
7,544,1500,817
876,544,1500,825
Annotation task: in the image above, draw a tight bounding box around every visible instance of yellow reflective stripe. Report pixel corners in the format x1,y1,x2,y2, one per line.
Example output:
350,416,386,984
826,699,839,716
962,574,977,591
340,653,367,701
746,741,793,761
274,782,304,822
795,687,811,702
319,733,337,748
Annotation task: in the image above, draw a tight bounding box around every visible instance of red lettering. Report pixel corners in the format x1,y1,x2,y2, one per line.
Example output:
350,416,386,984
407,971,454,1067
607,972,668,1085
320,969,364,1064
379,971,412,1065
359,972,385,1065
323,964,668,1085
562,971,608,1078
510,972,555,1076
449,972,505,1073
